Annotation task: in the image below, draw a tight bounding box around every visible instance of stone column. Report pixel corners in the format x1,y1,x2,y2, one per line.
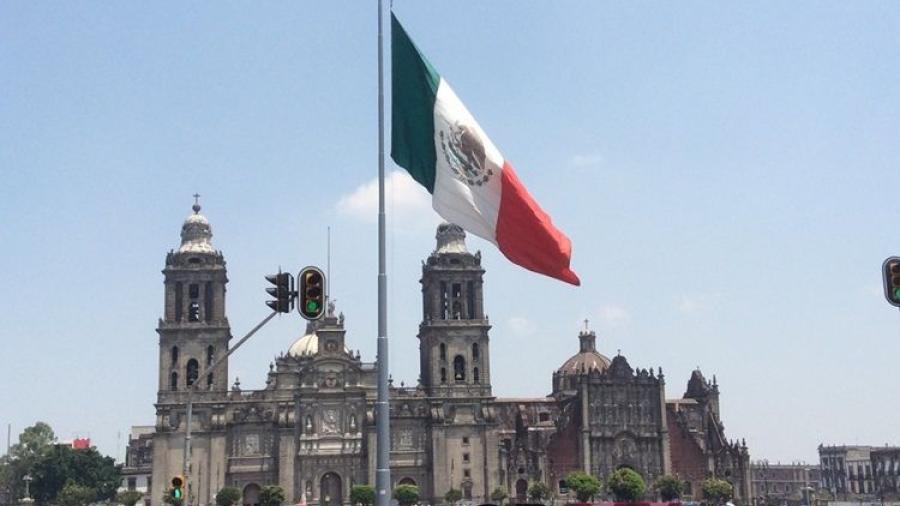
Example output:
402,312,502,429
581,379,591,473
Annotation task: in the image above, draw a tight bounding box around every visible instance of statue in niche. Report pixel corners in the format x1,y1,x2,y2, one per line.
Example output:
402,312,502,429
322,409,339,434
305,415,314,433
349,414,357,432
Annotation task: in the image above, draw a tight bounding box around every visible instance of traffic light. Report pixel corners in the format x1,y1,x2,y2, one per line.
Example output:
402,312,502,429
170,476,185,505
883,256,900,307
265,272,295,313
298,266,326,320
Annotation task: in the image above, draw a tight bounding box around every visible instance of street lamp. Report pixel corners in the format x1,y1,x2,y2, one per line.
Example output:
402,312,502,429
22,474,33,503
801,486,814,506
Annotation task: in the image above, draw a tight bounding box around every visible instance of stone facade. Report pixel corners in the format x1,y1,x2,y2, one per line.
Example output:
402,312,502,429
819,445,900,502
819,446,876,500
749,461,820,506
872,447,900,501
121,426,155,506
149,205,750,506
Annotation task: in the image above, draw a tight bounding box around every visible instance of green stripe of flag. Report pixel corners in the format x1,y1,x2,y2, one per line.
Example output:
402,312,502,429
390,13,440,194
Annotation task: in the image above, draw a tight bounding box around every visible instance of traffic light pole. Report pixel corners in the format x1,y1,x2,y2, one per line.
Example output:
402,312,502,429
182,310,278,505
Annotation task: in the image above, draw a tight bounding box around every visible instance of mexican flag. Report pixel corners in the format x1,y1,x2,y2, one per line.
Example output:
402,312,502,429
390,14,580,285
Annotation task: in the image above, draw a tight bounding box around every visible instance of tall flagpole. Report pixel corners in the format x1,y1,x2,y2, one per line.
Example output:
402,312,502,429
375,0,392,506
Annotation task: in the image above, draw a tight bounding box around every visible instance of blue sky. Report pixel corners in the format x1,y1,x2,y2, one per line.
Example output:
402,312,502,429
1,1,899,464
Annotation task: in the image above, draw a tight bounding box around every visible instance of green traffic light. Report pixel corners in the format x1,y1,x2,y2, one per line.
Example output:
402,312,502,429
174,490,182,500
893,287,900,300
306,300,319,313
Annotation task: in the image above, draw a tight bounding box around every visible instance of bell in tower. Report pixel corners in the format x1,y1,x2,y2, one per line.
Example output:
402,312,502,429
418,223,491,397
157,196,231,397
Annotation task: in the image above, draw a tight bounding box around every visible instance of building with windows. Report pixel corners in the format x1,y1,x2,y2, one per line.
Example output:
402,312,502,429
750,461,820,506
121,426,154,506
870,447,900,501
148,203,750,506
819,446,876,500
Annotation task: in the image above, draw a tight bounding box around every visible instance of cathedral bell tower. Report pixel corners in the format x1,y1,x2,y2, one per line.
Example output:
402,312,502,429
418,223,491,397
157,198,231,397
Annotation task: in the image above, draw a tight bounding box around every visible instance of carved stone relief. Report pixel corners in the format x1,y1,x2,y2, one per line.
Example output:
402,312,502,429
322,408,340,435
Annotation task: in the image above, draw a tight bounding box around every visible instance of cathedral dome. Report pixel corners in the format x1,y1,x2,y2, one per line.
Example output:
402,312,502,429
557,329,611,374
178,199,215,254
288,331,320,357
435,222,468,254
288,330,350,357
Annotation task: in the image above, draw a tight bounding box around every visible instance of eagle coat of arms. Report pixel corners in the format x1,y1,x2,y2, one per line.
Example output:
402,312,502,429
439,122,494,186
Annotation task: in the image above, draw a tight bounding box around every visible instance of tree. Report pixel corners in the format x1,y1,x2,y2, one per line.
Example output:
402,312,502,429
216,486,242,506
607,469,646,503
490,487,508,505
653,475,684,502
3,422,57,501
29,445,121,505
527,481,552,504
11,423,56,462
116,490,145,506
260,485,286,506
444,488,462,504
55,480,96,506
393,484,419,506
566,471,602,503
350,485,375,506
701,479,733,506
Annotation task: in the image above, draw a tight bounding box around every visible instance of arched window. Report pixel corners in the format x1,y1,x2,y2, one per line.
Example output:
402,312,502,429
206,373,213,388
170,371,178,390
473,367,480,384
206,345,214,366
188,284,200,322
171,346,179,366
186,359,199,386
472,343,479,359
453,355,466,382
440,281,449,319
440,368,447,384
439,343,447,361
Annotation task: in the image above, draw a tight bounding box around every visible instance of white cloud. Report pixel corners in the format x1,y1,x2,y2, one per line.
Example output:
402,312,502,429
571,152,604,169
677,295,702,315
676,293,721,315
507,316,538,337
596,304,630,327
335,170,438,230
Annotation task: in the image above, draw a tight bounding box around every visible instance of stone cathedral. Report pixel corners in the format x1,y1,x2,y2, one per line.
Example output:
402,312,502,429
149,204,751,506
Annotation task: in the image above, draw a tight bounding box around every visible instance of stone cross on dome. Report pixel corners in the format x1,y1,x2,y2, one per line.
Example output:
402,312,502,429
192,193,202,213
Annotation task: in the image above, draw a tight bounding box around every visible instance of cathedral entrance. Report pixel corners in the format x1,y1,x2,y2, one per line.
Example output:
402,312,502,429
514,479,527,504
320,472,342,506
242,484,260,506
